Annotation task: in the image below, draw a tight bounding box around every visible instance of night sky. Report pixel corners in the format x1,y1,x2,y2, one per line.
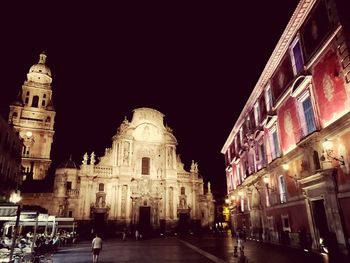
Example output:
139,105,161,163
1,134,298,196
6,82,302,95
0,1,299,197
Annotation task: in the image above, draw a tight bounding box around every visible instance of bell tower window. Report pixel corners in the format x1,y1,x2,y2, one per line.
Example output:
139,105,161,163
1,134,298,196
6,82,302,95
32,96,39,107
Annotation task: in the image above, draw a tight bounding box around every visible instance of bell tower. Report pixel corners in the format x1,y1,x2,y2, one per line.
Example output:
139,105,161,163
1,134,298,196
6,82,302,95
9,52,56,180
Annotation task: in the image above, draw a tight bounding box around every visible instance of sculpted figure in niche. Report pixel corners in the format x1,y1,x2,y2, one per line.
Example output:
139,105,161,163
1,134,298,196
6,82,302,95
180,197,186,209
123,141,130,165
167,147,173,168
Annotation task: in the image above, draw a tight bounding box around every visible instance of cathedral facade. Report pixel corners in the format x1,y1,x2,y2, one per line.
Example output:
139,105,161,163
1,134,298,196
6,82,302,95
54,108,215,232
15,53,214,233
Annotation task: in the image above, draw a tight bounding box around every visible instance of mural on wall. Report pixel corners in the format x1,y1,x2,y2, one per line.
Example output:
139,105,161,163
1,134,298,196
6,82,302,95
312,49,348,126
277,96,300,153
271,54,294,101
301,0,332,61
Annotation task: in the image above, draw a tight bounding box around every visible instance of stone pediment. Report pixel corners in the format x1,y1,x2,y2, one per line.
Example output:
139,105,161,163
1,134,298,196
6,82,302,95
133,123,163,143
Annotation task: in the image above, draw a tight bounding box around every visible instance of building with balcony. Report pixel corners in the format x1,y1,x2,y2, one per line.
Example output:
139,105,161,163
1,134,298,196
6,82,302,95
0,114,23,202
221,0,350,255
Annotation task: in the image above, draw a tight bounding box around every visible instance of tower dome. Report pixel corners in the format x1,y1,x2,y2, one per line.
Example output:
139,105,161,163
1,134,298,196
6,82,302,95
27,52,52,84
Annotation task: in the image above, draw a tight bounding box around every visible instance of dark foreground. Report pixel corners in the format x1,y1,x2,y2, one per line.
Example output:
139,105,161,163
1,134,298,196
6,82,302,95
52,235,340,263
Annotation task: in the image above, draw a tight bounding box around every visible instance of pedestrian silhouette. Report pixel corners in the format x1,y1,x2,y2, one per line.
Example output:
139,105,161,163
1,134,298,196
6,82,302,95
238,250,248,263
91,233,103,263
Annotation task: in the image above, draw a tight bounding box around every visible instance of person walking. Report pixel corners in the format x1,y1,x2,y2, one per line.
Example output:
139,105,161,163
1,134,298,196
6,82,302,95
237,228,246,252
135,229,139,240
91,233,103,263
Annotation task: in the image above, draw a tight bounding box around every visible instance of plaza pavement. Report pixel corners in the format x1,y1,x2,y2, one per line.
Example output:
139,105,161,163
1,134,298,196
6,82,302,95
52,235,338,263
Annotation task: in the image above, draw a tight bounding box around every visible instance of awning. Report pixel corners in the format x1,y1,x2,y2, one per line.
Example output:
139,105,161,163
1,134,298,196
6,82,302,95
0,205,18,217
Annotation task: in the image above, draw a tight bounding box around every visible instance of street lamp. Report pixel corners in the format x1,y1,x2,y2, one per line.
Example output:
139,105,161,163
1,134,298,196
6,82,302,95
321,139,345,165
263,176,269,186
9,190,22,262
282,163,289,171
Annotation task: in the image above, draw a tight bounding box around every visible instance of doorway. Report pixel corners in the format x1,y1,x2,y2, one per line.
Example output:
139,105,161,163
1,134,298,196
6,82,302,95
178,213,189,235
93,212,106,235
139,207,151,237
311,199,329,240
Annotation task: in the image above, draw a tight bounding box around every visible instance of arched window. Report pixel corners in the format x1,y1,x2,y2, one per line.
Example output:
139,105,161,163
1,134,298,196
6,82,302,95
142,157,150,175
181,187,185,195
99,183,104,191
46,116,51,123
32,96,39,107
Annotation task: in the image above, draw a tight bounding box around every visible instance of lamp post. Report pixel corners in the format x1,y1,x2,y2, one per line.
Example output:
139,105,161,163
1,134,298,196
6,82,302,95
9,190,21,262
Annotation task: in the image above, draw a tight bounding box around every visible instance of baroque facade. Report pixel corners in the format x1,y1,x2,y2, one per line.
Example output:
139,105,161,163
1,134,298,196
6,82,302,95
8,52,55,181
22,108,215,232
222,0,350,255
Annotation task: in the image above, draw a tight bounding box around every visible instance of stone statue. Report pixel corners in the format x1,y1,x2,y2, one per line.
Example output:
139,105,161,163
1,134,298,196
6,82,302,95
167,147,173,167
194,162,199,173
82,152,88,165
90,152,96,165
191,160,195,172
208,181,211,193
123,141,129,165
117,116,130,135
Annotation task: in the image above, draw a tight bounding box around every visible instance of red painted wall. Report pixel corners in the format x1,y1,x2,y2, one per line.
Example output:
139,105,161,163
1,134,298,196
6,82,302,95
312,49,349,127
266,204,309,232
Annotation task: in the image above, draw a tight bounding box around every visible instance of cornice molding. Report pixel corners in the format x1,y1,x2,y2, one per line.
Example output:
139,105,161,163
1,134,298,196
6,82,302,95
222,0,316,153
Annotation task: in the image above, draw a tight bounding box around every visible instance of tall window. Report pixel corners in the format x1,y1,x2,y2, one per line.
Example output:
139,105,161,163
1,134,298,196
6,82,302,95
270,126,280,159
259,143,266,167
181,187,185,195
278,175,287,203
236,163,241,185
66,181,72,190
99,183,104,191
302,97,316,134
239,128,244,146
281,214,291,232
265,85,273,112
290,38,304,75
142,157,150,175
299,91,316,137
254,102,260,126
